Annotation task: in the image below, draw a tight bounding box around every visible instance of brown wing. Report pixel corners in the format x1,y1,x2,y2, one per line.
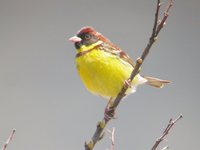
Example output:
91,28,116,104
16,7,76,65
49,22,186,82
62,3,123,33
96,32,135,67
118,51,135,67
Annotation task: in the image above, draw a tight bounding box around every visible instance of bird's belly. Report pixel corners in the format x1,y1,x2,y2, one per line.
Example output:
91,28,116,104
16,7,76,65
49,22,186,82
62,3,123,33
76,50,136,99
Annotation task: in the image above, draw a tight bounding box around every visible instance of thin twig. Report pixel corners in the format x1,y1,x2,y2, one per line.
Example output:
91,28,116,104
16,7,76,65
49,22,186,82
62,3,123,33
161,146,169,150
151,115,183,150
1,129,16,150
85,1,174,149
107,128,115,150
155,0,173,37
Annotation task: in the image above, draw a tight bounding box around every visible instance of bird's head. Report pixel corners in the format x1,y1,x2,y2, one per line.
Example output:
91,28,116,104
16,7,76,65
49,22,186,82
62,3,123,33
69,26,103,50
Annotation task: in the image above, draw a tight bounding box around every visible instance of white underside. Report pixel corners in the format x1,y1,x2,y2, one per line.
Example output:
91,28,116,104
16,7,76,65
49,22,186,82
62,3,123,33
129,74,147,93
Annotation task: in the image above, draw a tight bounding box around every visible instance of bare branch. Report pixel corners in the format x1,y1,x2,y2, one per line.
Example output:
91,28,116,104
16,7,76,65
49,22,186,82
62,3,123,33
1,129,16,150
85,1,174,149
107,128,115,150
161,146,169,150
151,115,183,150
155,0,173,37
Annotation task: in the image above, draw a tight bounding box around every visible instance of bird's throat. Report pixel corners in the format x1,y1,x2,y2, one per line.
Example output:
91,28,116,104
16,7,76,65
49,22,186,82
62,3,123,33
76,40,103,57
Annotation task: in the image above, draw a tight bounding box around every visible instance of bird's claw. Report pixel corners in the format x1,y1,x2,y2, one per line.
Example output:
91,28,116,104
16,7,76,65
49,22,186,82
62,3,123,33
124,79,132,88
104,99,117,120
104,107,116,121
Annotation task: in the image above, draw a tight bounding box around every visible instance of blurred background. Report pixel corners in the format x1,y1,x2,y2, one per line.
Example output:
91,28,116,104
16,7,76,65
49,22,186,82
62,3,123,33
0,0,199,150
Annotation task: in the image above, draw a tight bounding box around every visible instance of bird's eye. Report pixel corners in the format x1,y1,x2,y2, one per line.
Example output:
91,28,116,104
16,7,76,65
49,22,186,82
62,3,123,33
84,34,91,40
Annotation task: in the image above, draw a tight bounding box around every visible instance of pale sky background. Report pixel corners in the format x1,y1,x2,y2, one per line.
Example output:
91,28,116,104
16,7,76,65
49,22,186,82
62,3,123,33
0,0,199,150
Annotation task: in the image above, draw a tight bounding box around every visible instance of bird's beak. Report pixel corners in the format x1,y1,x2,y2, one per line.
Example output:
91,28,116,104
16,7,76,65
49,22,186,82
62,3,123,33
69,36,81,43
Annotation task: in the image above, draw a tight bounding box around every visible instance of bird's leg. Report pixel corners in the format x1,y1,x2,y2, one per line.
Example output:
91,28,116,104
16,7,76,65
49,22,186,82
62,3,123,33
104,98,116,121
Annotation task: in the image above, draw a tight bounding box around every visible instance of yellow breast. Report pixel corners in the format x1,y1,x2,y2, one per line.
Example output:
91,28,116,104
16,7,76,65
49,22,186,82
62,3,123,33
75,49,142,99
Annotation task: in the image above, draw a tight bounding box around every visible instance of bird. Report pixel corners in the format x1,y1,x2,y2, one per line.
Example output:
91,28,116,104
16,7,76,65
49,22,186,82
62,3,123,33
69,26,170,102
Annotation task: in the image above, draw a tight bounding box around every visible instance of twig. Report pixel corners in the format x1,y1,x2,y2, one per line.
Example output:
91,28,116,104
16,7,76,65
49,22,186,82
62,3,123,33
151,115,183,150
155,0,173,37
1,129,16,150
107,128,115,150
85,1,174,149
161,146,169,150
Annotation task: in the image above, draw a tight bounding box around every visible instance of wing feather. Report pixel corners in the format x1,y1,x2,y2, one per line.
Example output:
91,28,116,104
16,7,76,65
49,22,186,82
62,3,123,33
95,32,135,67
97,42,136,67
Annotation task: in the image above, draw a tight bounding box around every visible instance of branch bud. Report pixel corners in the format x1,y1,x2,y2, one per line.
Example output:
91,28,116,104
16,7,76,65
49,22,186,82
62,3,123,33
85,140,94,150
97,120,106,129
137,58,143,64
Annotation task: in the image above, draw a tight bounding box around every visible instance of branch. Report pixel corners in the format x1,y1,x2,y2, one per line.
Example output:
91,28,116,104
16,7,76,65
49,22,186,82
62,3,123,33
107,128,115,150
85,1,174,149
1,129,16,150
151,115,183,150
161,146,169,150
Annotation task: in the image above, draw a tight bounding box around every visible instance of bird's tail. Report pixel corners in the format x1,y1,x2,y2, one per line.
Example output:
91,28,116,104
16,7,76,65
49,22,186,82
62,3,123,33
143,76,170,88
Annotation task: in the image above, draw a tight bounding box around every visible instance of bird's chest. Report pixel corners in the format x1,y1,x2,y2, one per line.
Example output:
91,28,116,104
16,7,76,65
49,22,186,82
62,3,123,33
75,50,132,97
76,51,117,83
